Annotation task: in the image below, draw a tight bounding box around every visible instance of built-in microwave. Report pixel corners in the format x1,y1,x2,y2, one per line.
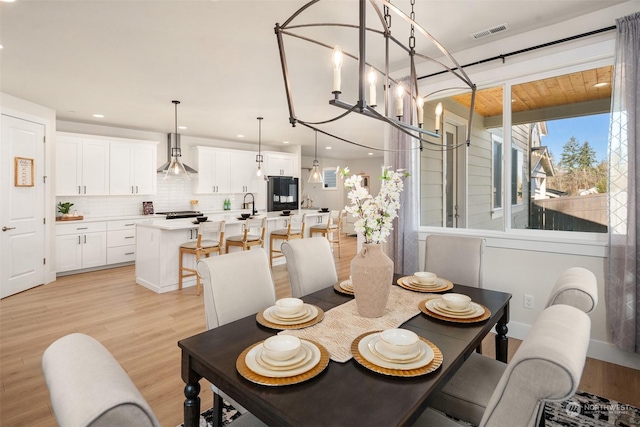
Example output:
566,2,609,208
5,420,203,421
267,176,299,211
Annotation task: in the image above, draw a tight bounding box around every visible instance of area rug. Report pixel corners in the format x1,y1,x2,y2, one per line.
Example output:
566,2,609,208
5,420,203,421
180,391,640,426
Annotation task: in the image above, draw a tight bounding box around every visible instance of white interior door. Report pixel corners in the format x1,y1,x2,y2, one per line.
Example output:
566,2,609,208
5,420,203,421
1,114,46,298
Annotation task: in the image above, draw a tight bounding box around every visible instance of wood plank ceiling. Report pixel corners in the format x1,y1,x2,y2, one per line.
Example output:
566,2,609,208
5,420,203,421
452,66,612,118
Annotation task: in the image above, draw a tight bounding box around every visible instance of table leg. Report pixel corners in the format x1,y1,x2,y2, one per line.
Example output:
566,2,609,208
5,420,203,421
212,392,223,427
495,306,509,363
184,382,201,427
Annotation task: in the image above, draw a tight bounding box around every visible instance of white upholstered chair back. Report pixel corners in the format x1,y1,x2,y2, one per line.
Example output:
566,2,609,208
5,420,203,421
545,267,598,313
480,304,590,427
42,333,161,427
197,248,276,329
424,235,485,287
282,237,338,297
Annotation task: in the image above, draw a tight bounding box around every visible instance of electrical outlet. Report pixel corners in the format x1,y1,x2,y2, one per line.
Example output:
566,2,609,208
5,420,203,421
524,294,534,309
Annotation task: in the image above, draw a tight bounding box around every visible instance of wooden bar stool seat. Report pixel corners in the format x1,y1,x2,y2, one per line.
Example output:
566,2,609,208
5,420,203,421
309,209,343,258
269,213,306,267
179,220,225,296
226,217,266,253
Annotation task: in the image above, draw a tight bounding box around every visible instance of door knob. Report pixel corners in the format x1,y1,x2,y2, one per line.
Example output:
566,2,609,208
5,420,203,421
2,226,16,232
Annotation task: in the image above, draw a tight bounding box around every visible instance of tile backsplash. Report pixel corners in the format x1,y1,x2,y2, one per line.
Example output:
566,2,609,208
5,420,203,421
55,176,263,218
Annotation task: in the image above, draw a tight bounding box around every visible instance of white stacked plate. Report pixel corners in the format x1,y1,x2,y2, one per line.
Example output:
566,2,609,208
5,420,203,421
408,277,445,289
357,333,434,370
425,298,485,319
340,279,354,292
245,339,321,378
262,304,319,325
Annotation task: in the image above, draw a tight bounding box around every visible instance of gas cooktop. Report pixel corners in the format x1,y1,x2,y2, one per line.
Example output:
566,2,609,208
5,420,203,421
158,211,203,219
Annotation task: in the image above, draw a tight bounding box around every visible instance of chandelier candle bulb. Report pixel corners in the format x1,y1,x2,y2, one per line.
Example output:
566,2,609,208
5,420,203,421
368,67,377,106
417,96,424,126
332,46,343,93
435,102,443,131
396,84,404,117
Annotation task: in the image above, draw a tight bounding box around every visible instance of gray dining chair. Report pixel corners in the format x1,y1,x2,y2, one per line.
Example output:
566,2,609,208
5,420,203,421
424,234,485,287
197,249,274,425
545,266,598,313
281,237,338,297
419,304,591,427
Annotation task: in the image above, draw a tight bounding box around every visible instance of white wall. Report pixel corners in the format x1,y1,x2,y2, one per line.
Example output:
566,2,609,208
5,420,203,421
1,93,57,285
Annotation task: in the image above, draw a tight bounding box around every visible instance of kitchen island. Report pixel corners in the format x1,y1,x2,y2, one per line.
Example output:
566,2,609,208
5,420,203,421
135,210,329,293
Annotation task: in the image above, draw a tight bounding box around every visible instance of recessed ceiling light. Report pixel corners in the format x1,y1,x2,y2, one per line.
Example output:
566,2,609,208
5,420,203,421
368,152,373,156
237,134,244,138
92,114,104,118
178,126,187,130
593,82,609,88
325,146,332,150
0,44,4,49
282,141,289,144
1,0,16,3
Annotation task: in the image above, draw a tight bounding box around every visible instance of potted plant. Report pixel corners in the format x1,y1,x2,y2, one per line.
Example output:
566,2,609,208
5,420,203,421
57,202,74,217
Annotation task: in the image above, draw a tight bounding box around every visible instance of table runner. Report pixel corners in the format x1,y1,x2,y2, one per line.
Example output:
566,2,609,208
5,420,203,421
280,286,438,362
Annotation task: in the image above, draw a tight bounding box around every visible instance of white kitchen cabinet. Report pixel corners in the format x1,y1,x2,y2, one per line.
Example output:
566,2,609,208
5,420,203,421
109,142,157,195
192,146,231,194
229,150,259,193
56,134,110,196
265,152,297,177
106,220,140,264
55,221,107,272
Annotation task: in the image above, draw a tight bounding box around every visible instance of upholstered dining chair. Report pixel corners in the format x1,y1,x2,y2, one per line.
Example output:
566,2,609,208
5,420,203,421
546,266,598,313
418,304,591,427
424,234,485,287
282,237,339,297
225,217,266,253
42,333,265,427
269,213,307,267
309,209,344,258
179,220,225,296
197,249,275,420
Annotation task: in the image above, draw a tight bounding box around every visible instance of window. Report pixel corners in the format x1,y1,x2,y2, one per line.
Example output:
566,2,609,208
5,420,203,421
420,65,610,233
322,168,337,190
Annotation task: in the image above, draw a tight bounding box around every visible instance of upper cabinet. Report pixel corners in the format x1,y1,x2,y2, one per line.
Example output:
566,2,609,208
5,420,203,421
265,152,298,177
56,134,110,196
56,132,158,196
229,150,259,193
192,146,231,194
110,141,157,195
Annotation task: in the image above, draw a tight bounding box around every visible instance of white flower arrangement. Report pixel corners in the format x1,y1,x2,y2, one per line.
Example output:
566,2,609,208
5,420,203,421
341,166,408,244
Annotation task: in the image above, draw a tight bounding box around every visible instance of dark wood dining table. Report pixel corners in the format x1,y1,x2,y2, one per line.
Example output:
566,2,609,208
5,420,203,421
178,276,511,427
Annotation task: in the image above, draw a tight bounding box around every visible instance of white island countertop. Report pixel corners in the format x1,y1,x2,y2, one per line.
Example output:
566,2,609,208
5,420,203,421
136,209,329,231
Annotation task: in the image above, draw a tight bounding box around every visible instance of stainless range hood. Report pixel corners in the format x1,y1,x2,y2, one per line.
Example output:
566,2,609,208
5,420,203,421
157,132,197,174
157,100,197,177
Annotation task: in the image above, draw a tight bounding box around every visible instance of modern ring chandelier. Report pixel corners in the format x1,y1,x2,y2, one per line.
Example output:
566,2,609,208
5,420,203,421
275,0,477,151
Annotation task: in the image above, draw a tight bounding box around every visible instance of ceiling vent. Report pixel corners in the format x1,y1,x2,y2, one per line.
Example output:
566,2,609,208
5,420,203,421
470,23,510,40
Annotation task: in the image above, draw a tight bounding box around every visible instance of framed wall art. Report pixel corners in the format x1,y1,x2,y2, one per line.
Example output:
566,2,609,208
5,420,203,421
14,157,34,187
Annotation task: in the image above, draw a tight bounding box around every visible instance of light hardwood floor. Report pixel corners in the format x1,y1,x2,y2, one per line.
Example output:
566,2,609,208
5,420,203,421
1,236,638,426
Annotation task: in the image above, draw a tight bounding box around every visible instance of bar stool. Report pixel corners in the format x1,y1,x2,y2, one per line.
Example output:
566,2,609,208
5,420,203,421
225,217,266,253
309,210,343,258
178,220,225,296
269,213,306,267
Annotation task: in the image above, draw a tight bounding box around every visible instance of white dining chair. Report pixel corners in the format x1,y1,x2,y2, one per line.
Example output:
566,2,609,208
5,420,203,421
545,266,598,313
424,234,485,287
281,237,338,297
42,333,265,427
419,304,591,427
197,249,275,421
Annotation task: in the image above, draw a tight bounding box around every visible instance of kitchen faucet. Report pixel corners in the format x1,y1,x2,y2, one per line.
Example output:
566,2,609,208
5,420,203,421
243,193,257,216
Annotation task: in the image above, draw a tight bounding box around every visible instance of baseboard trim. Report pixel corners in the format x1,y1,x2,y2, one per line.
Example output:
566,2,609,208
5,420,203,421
499,321,640,370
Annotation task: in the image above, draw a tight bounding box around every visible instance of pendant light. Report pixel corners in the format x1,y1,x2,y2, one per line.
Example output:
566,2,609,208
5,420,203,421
308,130,323,184
254,117,268,181
163,100,191,180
